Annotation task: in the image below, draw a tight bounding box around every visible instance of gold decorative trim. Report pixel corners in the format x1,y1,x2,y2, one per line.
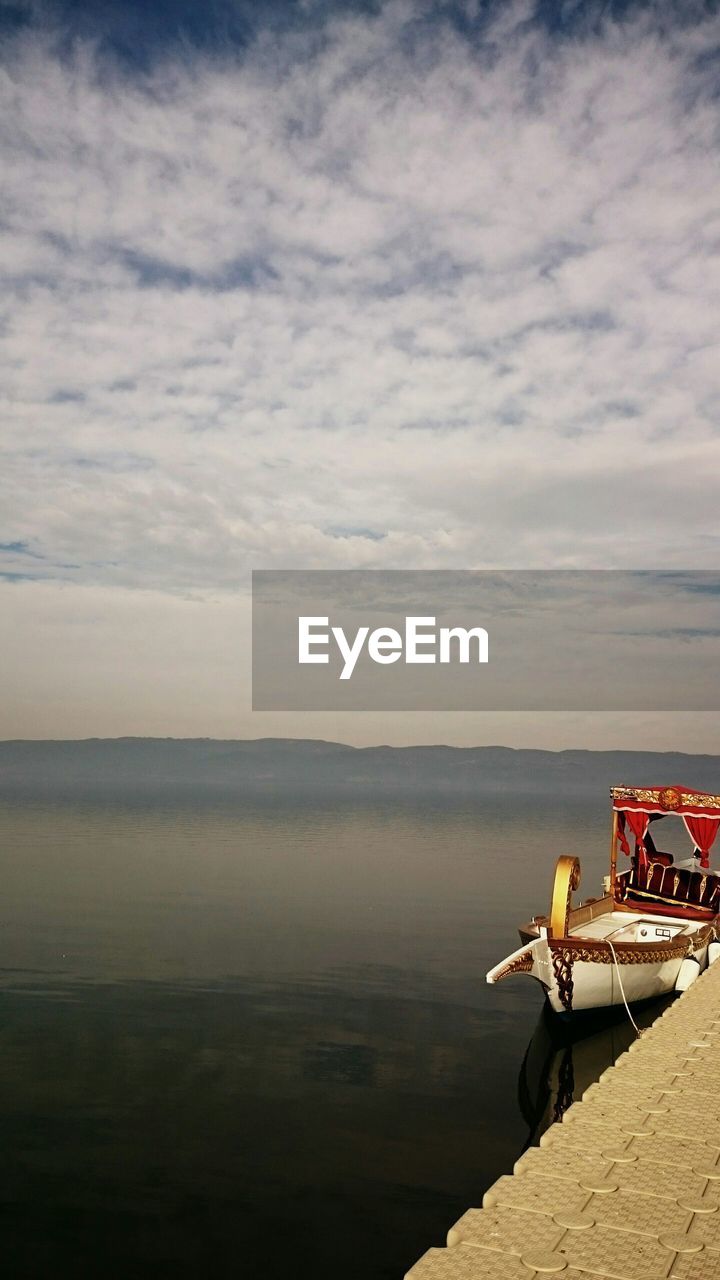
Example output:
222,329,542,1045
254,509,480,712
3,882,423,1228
549,923,715,967
493,950,534,981
685,791,720,810
658,786,682,810
610,785,720,811
617,884,715,916
549,855,581,939
551,947,575,1011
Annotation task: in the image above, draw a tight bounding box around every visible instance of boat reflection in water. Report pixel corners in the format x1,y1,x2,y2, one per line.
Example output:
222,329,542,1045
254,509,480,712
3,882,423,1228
518,995,676,1150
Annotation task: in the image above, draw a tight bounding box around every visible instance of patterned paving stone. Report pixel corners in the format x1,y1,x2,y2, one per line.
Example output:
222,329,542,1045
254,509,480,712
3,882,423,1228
446,1207,565,1254
515,1148,615,1184
609,1159,709,1201
681,1213,720,1252
553,1222,677,1279
657,1117,720,1145
584,1188,692,1238
625,1134,720,1168
670,1252,720,1280
405,959,720,1280
405,1243,583,1279
540,1122,627,1151
482,1174,590,1216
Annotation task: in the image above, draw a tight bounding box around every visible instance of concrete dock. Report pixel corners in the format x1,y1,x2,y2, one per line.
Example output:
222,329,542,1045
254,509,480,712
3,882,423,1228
406,958,720,1280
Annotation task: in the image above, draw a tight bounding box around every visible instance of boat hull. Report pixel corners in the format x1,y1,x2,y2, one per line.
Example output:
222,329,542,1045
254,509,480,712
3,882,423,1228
487,923,716,1015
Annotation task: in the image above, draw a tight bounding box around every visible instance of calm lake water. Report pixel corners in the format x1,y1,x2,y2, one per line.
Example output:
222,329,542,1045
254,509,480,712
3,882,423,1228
0,789,663,1277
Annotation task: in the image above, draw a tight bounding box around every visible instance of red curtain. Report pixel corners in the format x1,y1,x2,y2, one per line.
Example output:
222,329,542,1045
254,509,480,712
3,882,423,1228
683,815,720,869
624,810,649,868
616,812,630,856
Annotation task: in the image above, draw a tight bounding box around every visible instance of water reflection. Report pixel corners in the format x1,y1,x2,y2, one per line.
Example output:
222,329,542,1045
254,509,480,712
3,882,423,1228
0,970,532,1279
0,789,637,1277
519,997,676,1150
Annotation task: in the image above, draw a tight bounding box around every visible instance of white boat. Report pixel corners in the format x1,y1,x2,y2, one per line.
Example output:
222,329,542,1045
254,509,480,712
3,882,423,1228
487,784,720,1017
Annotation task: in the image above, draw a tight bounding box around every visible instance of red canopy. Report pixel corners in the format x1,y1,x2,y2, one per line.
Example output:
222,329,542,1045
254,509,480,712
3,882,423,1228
612,785,720,868
611,785,720,818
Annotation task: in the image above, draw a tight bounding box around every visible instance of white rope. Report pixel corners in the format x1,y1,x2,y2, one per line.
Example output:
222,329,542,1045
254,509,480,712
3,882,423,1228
606,939,642,1037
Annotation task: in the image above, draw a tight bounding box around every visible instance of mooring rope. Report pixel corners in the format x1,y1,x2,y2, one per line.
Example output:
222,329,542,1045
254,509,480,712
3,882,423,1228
606,938,642,1037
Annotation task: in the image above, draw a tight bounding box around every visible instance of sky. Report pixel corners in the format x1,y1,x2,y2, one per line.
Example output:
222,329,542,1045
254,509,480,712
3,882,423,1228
1,0,720,748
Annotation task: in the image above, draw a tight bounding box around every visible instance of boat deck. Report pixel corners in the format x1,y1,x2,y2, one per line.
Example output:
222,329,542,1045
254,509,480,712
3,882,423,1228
405,953,720,1280
573,911,694,942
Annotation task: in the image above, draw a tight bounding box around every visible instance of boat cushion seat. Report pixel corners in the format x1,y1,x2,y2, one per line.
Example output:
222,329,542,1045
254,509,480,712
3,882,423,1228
618,858,720,916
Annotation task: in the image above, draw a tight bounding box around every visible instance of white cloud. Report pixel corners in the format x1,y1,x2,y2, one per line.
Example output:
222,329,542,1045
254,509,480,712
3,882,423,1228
1,1,719,738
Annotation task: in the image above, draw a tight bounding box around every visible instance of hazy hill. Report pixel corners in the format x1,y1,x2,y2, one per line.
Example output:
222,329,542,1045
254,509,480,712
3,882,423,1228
0,738,718,797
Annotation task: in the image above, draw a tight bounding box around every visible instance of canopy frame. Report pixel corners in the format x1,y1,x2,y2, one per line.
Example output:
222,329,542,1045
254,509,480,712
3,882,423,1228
611,785,720,875
612,785,720,815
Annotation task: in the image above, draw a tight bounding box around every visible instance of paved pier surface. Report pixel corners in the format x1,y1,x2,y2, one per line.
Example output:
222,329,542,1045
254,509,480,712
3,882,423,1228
406,959,720,1280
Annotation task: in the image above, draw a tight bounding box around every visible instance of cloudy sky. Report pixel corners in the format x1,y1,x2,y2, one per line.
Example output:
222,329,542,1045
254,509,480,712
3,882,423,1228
1,0,719,746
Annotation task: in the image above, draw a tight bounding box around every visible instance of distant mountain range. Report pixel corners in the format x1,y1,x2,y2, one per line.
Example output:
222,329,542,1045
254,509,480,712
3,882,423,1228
0,738,718,796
